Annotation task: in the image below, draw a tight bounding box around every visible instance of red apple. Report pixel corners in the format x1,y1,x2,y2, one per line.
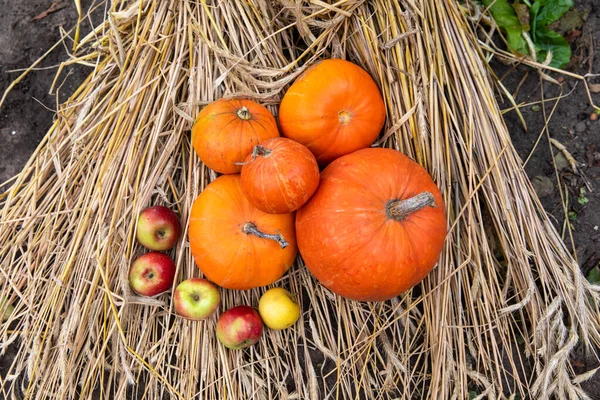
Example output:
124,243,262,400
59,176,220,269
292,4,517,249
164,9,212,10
173,278,220,320
216,305,263,350
128,252,176,297
136,206,181,251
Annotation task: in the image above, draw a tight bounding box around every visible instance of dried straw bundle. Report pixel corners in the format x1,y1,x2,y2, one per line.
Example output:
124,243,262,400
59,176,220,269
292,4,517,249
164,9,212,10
1,1,599,399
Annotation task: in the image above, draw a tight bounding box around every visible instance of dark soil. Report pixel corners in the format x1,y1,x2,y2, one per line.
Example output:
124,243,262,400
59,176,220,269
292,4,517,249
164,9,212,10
492,0,600,396
1,0,599,398
0,0,95,183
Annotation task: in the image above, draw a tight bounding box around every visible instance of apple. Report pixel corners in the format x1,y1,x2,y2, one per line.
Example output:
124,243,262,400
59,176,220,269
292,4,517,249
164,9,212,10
216,305,263,350
173,278,220,320
136,206,181,251
258,288,300,330
1,297,14,322
128,252,176,297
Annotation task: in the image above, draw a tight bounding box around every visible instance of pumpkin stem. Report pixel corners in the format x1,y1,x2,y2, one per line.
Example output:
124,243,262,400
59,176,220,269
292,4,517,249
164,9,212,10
386,192,436,221
237,106,252,120
253,145,272,158
234,145,272,166
242,222,289,249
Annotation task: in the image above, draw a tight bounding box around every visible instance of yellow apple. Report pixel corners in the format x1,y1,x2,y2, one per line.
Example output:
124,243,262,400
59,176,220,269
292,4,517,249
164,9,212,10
258,288,300,330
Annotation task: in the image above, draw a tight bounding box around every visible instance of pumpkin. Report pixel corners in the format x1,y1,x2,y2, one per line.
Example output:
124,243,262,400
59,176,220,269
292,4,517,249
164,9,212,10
295,148,446,302
240,137,320,214
191,98,279,174
278,59,386,166
188,174,297,290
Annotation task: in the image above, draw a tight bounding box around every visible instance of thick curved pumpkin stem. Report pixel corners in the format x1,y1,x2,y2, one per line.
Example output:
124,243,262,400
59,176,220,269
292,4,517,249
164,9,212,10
237,106,252,120
386,191,435,221
242,222,289,249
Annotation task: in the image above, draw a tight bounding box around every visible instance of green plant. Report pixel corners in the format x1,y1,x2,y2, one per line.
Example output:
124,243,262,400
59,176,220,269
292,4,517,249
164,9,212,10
577,187,589,205
587,267,600,284
482,0,574,68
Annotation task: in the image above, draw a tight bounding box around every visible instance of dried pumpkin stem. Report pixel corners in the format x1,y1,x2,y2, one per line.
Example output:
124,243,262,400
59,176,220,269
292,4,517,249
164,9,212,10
237,106,252,120
253,145,272,158
242,222,289,249
386,191,435,221
234,145,272,166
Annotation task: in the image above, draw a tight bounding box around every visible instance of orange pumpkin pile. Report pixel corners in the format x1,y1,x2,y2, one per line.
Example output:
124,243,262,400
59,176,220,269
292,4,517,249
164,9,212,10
189,58,447,302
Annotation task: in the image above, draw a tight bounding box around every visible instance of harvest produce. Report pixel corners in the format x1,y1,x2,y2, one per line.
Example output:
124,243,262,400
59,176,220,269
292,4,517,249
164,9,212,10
1,297,14,322
258,288,300,330
188,175,297,290
191,98,279,174
216,305,263,350
240,137,320,214
278,59,386,166
173,278,220,320
296,148,446,302
3,0,596,396
136,206,181,251
128,252,176,297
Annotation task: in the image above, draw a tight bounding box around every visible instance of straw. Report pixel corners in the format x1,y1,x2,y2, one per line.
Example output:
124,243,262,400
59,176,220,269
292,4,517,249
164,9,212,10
1,0,598,399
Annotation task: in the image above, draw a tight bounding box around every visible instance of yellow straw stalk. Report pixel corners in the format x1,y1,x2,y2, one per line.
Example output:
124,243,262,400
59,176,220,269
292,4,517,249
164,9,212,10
1,1,598,399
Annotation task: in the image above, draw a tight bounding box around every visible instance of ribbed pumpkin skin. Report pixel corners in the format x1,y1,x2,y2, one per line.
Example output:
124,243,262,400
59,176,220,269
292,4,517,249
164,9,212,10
278,59,386,166
295,148,446,302
188,175,297,290
240,138,320,214
191,99,279,174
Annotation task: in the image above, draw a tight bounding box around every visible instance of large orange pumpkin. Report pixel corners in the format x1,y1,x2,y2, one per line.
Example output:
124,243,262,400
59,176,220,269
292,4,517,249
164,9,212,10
191,98,279,174
240,137,320,214
296,148,446,302
278,59,386,166
188,174,297,290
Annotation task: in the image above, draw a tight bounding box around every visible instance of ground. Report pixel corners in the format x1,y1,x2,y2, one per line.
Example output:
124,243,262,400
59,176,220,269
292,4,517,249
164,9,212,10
0,0,599,398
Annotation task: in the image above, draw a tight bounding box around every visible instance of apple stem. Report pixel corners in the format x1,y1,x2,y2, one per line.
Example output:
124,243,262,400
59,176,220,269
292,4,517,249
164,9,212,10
386,191,436,221
242,222,289,249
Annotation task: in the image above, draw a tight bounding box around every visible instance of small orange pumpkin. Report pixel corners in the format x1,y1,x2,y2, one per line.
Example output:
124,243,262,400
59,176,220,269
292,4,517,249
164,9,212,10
278,59,386,166
191,99,279,174
240,137,320,214
296,148,446,302
188,174,297,290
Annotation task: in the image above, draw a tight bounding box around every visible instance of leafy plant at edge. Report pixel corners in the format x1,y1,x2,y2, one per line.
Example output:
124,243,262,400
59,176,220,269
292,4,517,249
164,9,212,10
482,0,574,68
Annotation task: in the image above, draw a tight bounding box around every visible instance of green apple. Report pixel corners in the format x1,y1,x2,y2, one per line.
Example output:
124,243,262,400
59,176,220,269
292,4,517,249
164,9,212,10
1,297,15,322
173,278,220,320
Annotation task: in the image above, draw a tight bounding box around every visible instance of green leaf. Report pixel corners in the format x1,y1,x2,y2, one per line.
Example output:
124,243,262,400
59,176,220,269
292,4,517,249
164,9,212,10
530,0,574,29
568,211,577,221
534,28,571,67
483,0,575,68
529,0,574,67
483,0,529,55
469,390,480,399
587,267,600,284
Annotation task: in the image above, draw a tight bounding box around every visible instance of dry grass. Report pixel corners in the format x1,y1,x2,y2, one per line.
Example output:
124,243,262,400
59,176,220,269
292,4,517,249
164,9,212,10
1,0,599,399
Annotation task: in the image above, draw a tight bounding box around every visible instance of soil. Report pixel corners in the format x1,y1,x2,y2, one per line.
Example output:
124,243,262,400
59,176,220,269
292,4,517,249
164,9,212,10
0,0,599,399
